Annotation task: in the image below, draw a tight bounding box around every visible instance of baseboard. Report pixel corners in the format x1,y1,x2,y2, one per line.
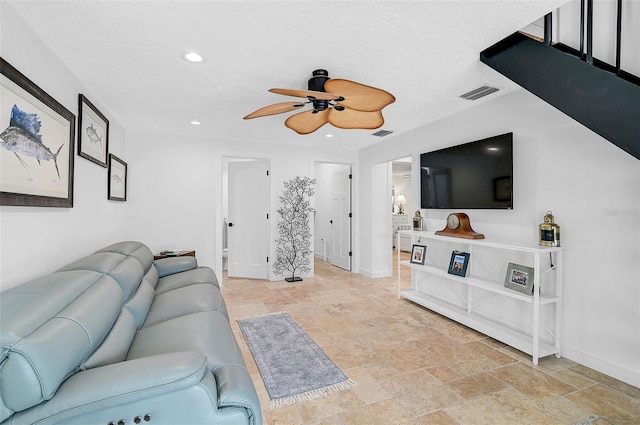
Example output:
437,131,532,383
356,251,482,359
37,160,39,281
359,268,391,279
562,345,640,388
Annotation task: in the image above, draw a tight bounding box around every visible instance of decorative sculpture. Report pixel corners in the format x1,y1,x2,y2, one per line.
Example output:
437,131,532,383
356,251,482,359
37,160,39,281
273,176,316,282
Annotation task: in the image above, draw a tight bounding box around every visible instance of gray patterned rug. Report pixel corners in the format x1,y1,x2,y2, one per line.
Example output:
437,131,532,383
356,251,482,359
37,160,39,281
238,311,356,408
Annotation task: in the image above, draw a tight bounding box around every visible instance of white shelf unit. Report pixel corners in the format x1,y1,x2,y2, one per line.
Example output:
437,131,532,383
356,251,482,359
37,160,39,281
397,230,563,365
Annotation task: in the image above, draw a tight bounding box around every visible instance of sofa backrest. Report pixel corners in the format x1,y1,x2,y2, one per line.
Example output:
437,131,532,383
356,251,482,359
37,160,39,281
0,242,157,423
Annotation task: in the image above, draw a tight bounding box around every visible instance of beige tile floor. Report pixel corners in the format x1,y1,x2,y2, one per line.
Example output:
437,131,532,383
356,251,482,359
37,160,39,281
221,252,640,425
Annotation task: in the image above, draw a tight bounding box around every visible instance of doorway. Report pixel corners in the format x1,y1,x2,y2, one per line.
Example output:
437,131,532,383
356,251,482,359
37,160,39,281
223,157,270,280
391,156,413,254
314,162,352,271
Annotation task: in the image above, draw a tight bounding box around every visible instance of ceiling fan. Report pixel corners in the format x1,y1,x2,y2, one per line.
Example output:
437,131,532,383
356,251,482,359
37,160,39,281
243,69,395,135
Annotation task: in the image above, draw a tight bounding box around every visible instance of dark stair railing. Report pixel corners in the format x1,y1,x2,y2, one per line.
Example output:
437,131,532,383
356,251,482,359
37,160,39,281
480,0,639,160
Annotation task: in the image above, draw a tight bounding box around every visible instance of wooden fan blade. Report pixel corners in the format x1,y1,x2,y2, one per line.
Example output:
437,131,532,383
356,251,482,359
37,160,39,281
269,88,341,101
285,110,329,134
328,108,384,130
325,79,395,112
243,102,306,119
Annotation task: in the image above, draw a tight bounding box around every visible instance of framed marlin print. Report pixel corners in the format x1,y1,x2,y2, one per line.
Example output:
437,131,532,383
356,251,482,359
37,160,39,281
0,57,75,207
78,94,109,167
108,154,127,201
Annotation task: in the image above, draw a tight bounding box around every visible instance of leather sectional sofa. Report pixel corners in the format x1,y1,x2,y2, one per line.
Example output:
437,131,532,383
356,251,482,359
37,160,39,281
0,241,262,425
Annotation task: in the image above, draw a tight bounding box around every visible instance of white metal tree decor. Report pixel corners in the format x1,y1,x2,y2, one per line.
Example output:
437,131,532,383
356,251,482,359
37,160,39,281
273,176,316,282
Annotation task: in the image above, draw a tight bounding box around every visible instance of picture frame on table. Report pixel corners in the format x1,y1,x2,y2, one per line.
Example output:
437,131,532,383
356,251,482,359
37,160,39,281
78,94,109,167
410,244,427,265
108,154,127,201
504,262,535,295
447,251,470,277
0,57,75,207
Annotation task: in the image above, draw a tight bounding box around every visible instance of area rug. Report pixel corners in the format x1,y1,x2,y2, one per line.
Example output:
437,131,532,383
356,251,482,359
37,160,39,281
237,311,356,408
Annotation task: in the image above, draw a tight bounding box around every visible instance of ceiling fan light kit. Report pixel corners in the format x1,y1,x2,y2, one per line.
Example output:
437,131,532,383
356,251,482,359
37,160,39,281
244,69,395,134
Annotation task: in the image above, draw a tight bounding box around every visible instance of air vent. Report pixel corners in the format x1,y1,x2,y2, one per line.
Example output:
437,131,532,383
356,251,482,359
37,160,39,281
372,129,394,137
460,85,499,100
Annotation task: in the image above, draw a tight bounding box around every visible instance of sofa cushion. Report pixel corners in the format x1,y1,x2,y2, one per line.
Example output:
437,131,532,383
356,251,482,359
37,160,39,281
155,266,219,294
0,271,122,421
127,310,245,371
81,308,137,370
96,241,155,275
143,283,229,327
58,253,144,302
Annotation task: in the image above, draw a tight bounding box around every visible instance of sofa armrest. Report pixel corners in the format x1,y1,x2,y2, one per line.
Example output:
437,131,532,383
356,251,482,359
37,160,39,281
10,352,210,425
155,256,198,277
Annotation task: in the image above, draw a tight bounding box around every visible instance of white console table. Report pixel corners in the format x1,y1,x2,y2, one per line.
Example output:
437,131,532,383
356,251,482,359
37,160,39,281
397,230,563,365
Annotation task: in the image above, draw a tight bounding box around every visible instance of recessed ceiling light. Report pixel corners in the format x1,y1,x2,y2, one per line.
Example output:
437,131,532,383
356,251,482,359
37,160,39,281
325,134,334,138
190,121,201,125
487,147,499,151
183,52,204,63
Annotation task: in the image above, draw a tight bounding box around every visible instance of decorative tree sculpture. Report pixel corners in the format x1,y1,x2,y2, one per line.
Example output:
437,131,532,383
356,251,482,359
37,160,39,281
273,176,316,282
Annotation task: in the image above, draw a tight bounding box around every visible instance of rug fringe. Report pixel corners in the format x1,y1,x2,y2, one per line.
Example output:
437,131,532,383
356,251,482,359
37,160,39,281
236,311,289,323
268,379,358,409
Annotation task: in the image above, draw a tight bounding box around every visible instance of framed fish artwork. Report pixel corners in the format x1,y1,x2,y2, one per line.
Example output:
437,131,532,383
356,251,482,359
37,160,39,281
0,57,75,207
108,153,127,201
78,94,109,167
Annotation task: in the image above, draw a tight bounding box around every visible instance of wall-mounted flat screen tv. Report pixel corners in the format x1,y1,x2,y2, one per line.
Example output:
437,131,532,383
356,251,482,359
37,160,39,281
420,132,513,209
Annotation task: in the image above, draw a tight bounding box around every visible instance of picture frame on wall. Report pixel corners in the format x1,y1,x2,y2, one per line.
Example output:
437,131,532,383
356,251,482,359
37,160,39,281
0,57,75,207
504,262,535,295
108,154,127,201
78,94,109,167
410,244,427,265
447,251,470,277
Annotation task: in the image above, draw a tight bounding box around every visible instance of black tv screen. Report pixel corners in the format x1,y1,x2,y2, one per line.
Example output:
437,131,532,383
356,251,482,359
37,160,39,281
420,133,513,209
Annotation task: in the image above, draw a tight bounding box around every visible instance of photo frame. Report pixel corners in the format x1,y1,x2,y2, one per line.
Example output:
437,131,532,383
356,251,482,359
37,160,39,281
410,244,427,265
504,262,535,295
447,251,470,277
108,154,127,201
1,57,75,207
78,94,109,167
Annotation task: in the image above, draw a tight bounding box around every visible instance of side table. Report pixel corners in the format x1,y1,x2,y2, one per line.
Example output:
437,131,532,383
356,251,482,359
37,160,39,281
153,250,196,260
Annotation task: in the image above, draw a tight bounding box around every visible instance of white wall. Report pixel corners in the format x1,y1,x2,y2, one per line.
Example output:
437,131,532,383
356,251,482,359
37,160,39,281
359,87,640,387
124,132,357,280
1,5,129,290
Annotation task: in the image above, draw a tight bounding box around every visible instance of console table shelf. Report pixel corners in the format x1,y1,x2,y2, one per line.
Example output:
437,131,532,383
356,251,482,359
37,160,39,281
397,231,563,365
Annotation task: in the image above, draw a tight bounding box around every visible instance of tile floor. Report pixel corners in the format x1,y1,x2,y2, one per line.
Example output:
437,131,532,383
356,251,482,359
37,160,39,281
221,252,639,425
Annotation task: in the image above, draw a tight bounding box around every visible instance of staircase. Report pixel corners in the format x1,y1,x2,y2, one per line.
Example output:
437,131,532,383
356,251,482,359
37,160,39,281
480,0,639,160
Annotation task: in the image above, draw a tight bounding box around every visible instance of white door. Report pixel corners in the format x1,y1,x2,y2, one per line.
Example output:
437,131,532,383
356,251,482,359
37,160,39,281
228,160,269,279
330,165,352,271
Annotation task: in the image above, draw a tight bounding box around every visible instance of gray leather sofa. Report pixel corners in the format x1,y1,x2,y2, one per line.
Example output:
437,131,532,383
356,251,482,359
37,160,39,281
0,241,262,425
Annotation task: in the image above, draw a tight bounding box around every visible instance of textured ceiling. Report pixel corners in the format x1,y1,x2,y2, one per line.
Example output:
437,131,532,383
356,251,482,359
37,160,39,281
5,0,568,150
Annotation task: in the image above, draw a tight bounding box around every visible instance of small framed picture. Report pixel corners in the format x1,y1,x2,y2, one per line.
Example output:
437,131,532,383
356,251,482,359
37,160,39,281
448,251,470,277
504,263,535,295
78,94,109,167
410,244,427,265
108,154,127,201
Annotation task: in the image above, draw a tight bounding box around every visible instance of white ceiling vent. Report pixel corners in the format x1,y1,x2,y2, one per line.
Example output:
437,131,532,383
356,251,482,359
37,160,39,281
372,129,394,137
460,85,499,100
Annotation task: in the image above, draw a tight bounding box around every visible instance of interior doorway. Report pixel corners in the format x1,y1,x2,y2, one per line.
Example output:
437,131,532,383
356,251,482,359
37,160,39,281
223,157,270,280
314,162,352,271
391,156,413,254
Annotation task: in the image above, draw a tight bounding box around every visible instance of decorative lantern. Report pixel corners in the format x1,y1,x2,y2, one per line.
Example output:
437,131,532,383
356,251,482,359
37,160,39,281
538,211,560,247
